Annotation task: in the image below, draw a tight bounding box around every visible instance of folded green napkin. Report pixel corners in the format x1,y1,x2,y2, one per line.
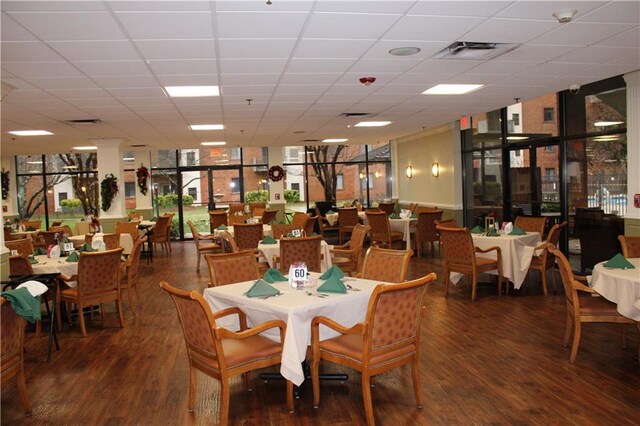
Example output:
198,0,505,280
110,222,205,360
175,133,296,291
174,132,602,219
65,251,79,262
78,243,95,252
217,224,228,230
470,225,484,234
26,226,37,231
603,253,635,269
263,268,287,283
261,235,277,244
319,265,345,280
486,228,499,237
389,212,400,219
509,226,526,235
317,276,347,294
27,255,39,264
0,288,41,323
326,210,335,215
245,279,280,298
33,247,47,255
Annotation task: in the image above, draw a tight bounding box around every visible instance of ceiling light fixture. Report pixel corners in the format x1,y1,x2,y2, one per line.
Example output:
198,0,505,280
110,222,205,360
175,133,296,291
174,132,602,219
354,121,391,127
73,146,97,151
422,84,484,95
7,130,53,136
592,136,620,142
190,124,225,131
27,161,43,165
389,47,421,56
322,138,348,143
594,121,624,127
201,141,226,146
506,136,529,141
164,86,219,97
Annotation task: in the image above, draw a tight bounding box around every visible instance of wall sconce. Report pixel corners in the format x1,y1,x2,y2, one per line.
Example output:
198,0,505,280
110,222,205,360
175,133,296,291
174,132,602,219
405,165,413,179
374,171,381,178
431,163,440,177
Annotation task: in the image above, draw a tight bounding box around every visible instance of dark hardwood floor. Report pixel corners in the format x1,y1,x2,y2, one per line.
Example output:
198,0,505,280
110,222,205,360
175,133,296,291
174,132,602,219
2,241,639,425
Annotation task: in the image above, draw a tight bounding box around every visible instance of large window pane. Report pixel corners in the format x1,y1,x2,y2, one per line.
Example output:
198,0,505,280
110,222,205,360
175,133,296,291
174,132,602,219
16,175,46,222
16,155,44,174
465,110,503,150
506,94,558,143
465,149,503,226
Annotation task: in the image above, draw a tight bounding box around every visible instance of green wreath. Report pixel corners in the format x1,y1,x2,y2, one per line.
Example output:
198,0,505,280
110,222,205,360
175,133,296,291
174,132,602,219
100,174,119,212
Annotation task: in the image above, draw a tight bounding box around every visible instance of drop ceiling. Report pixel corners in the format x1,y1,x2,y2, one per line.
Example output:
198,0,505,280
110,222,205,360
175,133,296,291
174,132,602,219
1,1,638,156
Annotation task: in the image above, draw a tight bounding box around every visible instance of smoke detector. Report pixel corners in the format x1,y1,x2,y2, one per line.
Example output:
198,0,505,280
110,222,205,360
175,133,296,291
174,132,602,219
553,9,577,23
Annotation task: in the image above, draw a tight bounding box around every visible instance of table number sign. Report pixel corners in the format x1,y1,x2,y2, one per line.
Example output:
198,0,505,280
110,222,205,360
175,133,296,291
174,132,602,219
10,249,18,256
63,243,75,252
289,261,308,289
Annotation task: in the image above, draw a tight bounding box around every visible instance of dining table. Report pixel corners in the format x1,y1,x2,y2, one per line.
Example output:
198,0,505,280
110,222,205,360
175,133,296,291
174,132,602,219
67,233,134,255
258,239,332,272
31,255,79,287
326,211,416,250
203,273,381,386
591,258,640,321
10,229,42,241
450,231,542,290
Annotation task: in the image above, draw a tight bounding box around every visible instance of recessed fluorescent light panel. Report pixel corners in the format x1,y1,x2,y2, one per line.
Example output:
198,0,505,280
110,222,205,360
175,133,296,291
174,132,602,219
506,136,529,141
190,124,225,131
165,86,219,97
322,138,348,143
593,121,624,127
73,146,97,151
422,84,484,95
27,161,43,165
8,130,53,136
354,121,391,127
201,141,226,146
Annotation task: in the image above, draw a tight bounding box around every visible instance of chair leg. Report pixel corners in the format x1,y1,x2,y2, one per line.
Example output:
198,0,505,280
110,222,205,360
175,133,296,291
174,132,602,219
196,252,201,272
78,306,87,337
127,284,135,316
16,365,32,415
411,357,422,409
550,267,557,294
244,371,252,391
116,299,125,328
621,324,628,348
443,268,450,297
286,380,294,413
219,380,230,426
311,349,321,407
563,312,573,347
188,366,197,411
100,304,106,323
471,271,478,302
541,268,548,297
570,321,581,363
361,374,375,426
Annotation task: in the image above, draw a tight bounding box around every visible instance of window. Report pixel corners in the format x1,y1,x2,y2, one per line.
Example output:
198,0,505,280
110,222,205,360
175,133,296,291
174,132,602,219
544,145,555,152
291,183,300,192
58,192,68,203
360,174,374,189
545,168,556,179
512,113,520,125
336,174,344,190
186,151,196,166
188,187,198,201
230,177,240,193
124,182,135,197
543,108,554,122
230,148,241,161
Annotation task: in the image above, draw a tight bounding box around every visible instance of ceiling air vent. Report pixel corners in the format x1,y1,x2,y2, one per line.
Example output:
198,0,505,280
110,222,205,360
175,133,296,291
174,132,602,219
130,144,148,148
432,42,518,60
303,139,321,143
66,118,102,126
341,112,370,117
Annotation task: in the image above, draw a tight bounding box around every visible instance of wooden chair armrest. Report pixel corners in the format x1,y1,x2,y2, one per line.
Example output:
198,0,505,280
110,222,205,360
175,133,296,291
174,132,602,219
574,274,589,284
573,280,596,293
217,319,286,340
475,246,501,255
534,241,550,251
211,307,248,330
311,316,365,335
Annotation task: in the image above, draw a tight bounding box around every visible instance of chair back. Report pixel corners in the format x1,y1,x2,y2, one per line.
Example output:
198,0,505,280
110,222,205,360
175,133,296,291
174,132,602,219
364,274,435,354
365,211,392,242
249,202,266,214
159,282,222,367
378,202,396,216
279,235,322,273
163,213,175,239
77,248,123,296
218,231,239,253
21,220,41,230
515,216,547,236
548,245,580,314
187,221,203,245
128,212,143,222
541,221,567,264
154,216,172,238
436,226,474,267
291,212,310,230
252,207,266,218
234,223,264,251
9,255,34,276
50,221,63,228
40,231,58,246
102,233,120,250
337,208,359,230
361,247,413,283
408,203,419,214
349,224,370,254
260,209,278,225
205,251,260,287
5,238,34,256
228,203,246,215
619,235,640,258
271,224,299,239
1,297,26,375
75,221,92,235
50,225,73,236
228,214,250,225
416,210,443,243
116,221,139,241
209,210,228,229
417,206,438,212
434,218,458,228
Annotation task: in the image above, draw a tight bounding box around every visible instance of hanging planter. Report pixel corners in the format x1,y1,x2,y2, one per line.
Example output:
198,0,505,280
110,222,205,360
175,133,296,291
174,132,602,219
100,173,119,212
136,165,149,196
1,169,9,200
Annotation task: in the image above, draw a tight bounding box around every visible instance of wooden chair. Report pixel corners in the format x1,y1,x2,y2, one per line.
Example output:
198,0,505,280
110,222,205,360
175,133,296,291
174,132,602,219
59,248,125,337
359,246,413,283
21,220,41,230
260,209,278,225
416,206,438,212
187,221,223,272
314,207,338,236
209,210,229,230
618,235,640,258
102,233,120,251
121,240,143,316
252,207,265,218
434,218,459,256
128,212,143,222
205,251,260,287
408,203,419,214
271,223,299,239
549,245,635,363
291,212,311,231
515,216,548,237
411,210,443,257
437,226,503,302
116,221,139,242
159,281,293,425
9,255,34,276
50,221,63,228
1,297,33,415
337,207,360,244
248,202,266,215
218,231,240,254
330,224,370,277
311,273,436,425
228,203,246,215
40,231,58,247
163,213,175,252
4,226,18,242
5,238,34,256
365,211,403,249
228,214,250,225
525,221,567,296
152,216,172,254
50,225,73,236
234,223,264,252
377,202,396,216
277,235,322,273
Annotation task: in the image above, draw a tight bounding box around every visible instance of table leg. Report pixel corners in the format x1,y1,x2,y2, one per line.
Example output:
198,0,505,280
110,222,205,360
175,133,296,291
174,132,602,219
47,280,60,362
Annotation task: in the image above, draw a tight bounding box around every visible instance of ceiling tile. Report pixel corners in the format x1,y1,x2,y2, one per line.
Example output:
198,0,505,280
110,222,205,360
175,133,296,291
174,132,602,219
74,60,151,77
279,73,341,85
553,46,640,64
315,0,413,14
2,1,109,12
157,74,219,86
108,1,211,12
407,1,510,17
494,44,577,62
576,1,640,24
48,40,141,61
348,58,421,74
1,41,64,61
220,58,287,74
93,75,160,88
7,11,126,41
304,12,401,39
135,39,217,60
461,18,558,44
496,1,605,20
149,59,216,75
25,76,100,90
2,61,84,78
115,11,214,39
216,11,308,38
594,27,640,48
362,40,449,59
383,15,486,41
218,39,295,59
287,58,357,73
532,22,636,46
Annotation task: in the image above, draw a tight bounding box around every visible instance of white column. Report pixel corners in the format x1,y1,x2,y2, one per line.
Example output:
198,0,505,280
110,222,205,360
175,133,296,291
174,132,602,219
133,151,152,210
623,70,640,220
268,147,285,204
92,138,126,219
1,156,19,217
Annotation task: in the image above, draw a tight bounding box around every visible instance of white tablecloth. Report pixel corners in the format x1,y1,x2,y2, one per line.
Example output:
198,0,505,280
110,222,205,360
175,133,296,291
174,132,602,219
592,258,640,321
10,229,41,240
213,224,272,237
389,218,417,250
450,232,541,289
258,240,332,272
67,233,134,255
203,273,380,386
31,255,78,287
